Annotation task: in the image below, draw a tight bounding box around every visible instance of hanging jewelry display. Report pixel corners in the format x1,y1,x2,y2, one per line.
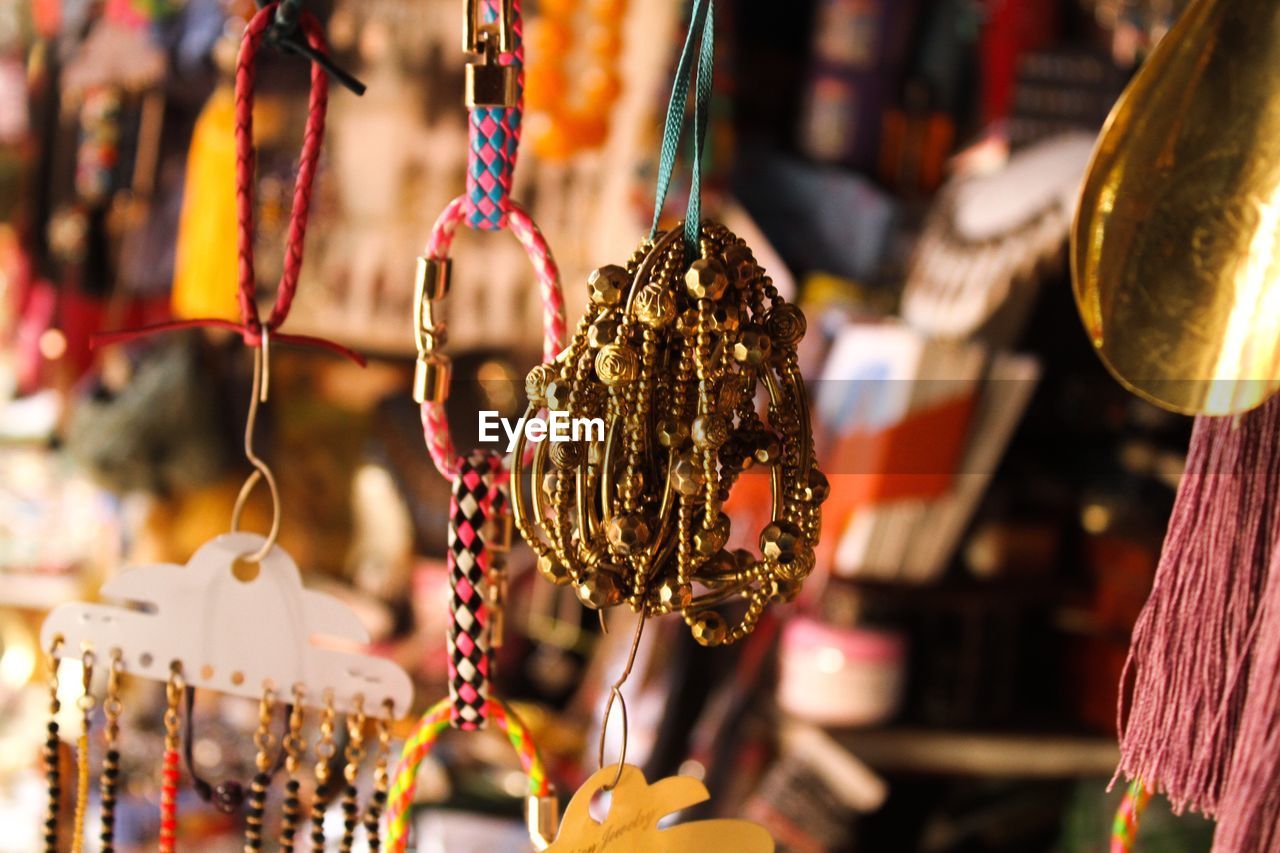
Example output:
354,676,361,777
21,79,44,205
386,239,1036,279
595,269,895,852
511,0,823,648
364,702,393,851
310,693,338,852
390,0,564,847
183,686,288,814
40,5,407,851
337,698,366,852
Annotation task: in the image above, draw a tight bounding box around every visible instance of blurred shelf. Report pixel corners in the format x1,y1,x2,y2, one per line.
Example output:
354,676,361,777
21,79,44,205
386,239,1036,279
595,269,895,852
0,572,80,611
832,727,1118,778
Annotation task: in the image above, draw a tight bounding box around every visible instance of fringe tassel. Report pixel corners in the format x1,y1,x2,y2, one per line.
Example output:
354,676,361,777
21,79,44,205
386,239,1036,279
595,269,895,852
1116,394,1280,821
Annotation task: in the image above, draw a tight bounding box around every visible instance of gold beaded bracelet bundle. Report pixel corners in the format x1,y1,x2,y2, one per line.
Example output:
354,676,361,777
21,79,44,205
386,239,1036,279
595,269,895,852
513,221,826,646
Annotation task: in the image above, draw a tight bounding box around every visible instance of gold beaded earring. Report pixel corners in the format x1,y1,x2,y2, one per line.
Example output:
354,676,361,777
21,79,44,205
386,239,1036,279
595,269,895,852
71,649,95,853
337,697,366,853
363,700,393,852
243,686,277,851
310,692,338,852
280,687,307,852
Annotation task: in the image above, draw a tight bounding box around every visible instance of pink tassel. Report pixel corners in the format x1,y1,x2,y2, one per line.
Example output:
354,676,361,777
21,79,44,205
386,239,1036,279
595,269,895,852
1116,394,1280,822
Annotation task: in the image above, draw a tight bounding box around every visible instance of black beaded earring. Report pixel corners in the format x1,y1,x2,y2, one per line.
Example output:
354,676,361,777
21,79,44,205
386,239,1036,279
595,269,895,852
99,650,123,853
42,636,63,853
182,686,288,815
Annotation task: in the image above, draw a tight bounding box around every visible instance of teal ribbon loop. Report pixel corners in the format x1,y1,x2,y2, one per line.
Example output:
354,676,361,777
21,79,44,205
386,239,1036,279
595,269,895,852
649,0,715,261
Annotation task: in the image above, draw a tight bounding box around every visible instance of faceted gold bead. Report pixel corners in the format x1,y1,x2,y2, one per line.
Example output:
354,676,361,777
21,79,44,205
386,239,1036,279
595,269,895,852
550,441,582,468
764,303,807,345
575,569,625,609
588,265,628,306
702,549,739,578
753,433,783,466
705,301,741,333
692,514,730,556
676,308,700,336
656,578,692,610
804,470,830,504
685,258,729,301
525,364,554,405
657,419,690,449
536,554,572,586
587,318,619,348
689,610,727,646
760,519,803,565
722,244,756,286
594,343,639,386
606,513,650,555
634,284,676,328
691,414,729,450
732,325,772,368
544,378,573,411
670,454,706,496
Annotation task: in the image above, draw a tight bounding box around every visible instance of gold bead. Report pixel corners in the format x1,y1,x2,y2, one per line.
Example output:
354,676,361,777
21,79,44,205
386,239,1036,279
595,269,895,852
804,470,830,504
588,265,628,306
705,301,741,333
685,257,729,301
732,325,772,368
692,414,730,450
542,469,562,499
656,578,692,609
717,373,748,412
692,514,730,556
525,364,554,405
753,433,783,466
670,454,706,496
760,519,803,565
722,244,755,286
575,569,625,609
606,514,651,555
765,577,802,602
689,610,727,646
587,318,619,348
774,543,816,582
550,441,582,468
594,343,639,386
764,303,807,345
536,554,571,586
657,418,690,449
413,353,451,404
545,378,573,411
676,307,700,336
634,283,676,328
700,549,738,579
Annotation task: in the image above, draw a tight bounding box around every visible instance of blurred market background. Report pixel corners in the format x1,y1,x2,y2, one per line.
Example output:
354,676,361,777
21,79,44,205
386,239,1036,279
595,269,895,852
0,0,1216,850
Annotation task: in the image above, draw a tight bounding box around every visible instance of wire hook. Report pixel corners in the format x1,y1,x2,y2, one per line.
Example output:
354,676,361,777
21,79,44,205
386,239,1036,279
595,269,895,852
231,332,282,564
596,610,646,791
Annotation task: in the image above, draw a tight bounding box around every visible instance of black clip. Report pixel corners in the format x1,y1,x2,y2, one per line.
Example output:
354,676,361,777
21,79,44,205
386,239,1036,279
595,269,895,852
256,0,367,96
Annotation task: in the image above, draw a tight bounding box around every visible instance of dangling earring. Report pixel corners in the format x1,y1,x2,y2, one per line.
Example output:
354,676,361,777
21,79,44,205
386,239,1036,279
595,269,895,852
42,635,63,853
159,663,184,853
244,686,278,850
71,649,95,853
363,701,393,852
338,697,366,853
310,692,338,852
280,687,307,852
99,650,123,853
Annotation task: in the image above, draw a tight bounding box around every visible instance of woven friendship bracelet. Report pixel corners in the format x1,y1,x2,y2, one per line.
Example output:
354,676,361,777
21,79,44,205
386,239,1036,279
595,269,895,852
466,0,525,230
384,698,550,852
446,452,509,729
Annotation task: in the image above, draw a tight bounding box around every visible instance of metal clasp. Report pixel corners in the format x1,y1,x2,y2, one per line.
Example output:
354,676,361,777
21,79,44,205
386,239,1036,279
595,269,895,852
463,0,517,107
